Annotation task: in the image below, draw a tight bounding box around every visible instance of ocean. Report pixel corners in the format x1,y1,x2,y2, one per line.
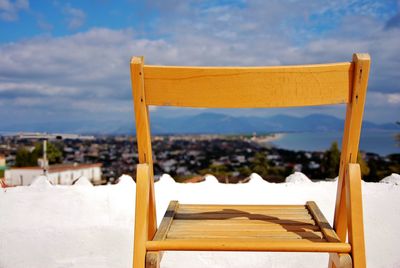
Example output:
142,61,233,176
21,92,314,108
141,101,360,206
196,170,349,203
270,130,399,156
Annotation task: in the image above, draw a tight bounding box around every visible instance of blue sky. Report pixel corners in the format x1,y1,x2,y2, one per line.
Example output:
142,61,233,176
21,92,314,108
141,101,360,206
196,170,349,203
0,0,399,132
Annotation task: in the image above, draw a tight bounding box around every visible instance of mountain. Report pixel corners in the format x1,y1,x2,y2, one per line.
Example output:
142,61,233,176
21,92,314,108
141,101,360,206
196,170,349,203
2,113,398,135
1,119,124,134
118,113,398,134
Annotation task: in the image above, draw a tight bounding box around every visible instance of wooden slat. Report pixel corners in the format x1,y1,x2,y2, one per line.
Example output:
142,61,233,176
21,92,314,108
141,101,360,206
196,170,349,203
171,219,317,226
171,218,316,225
178,208,310,215
170,228,321,235
167,235,325,241
170,223,320,232
146,239,351,253
144,62,353,108
168,226,322,234
176,205,312,220
179,204,306,210
174,213,312,220
306,201,341,242
177,211,310,217
153,201,179,241
167,230,325,239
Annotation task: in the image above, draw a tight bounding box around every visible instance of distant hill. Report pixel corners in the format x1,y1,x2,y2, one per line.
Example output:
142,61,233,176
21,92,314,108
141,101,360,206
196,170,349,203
2,113,398,135
118,113,398,135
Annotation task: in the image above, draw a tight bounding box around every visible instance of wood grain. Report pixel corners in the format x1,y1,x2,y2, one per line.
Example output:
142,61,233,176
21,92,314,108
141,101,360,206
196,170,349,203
144,63,353,108
330,253,353,268
130,54,370,267
179,204,307,210
167,230,325,240
346,164,366,268
307,201,341,243
174,213,312,220
330,53,370,268
146,239,351,253
153,201,179,241
131,56,157,238
133,164,150,268
145,251,161,268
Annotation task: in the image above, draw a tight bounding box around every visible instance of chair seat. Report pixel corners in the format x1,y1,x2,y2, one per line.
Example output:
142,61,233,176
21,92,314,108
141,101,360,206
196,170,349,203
146,201,351,253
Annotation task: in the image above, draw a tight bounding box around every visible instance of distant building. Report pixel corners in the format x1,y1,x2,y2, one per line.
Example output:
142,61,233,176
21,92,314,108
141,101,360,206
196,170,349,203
0,154,6,172
5,163,102,186
0,155,5,165
0,154,6,182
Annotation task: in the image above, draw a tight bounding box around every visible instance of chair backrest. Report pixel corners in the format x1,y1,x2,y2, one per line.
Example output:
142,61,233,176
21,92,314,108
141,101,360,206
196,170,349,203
139,62,353,108
130,53,370,178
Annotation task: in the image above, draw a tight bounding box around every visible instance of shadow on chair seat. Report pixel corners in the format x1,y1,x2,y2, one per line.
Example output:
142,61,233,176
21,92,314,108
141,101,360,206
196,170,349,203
146,201,351,254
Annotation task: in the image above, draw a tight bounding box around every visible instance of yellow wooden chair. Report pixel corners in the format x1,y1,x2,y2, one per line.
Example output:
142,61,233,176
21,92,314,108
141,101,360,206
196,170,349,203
130,53,370,268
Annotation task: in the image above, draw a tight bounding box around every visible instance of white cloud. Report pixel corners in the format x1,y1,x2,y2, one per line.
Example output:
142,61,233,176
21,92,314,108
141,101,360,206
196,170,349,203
34,12,53,31
366,92,400,107
0,82,80,96
0,24,399,125
0,0,28,21
387,93,400,105
63,5,85,30
0,28,182,125
0,1,399,128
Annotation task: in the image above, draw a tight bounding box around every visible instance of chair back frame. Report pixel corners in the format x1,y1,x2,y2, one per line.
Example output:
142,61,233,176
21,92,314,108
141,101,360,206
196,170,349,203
130,54,370,268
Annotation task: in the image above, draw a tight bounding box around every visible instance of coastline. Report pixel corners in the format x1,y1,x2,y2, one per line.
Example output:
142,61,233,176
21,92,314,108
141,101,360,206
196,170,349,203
254,130,398,156
251,133,285,144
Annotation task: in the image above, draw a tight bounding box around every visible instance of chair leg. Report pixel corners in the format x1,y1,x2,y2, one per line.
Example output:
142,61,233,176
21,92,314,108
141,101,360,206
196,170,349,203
345,164,366,268
146,251,161,268
133,215,148,268
330,253,352,268
328,255,337,268
133,164,151,268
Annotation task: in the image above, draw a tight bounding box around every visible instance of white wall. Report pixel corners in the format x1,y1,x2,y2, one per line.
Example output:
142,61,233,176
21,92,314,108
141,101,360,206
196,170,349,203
92,167,102,182
5,169,42,186
5,166,102,186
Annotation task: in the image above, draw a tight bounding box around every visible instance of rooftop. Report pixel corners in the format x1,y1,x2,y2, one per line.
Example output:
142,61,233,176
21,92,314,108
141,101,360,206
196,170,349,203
0,172,399,267
9,163,102,172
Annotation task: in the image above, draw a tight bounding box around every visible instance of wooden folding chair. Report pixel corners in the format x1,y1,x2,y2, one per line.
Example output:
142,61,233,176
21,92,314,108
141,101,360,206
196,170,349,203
130,53,370,268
